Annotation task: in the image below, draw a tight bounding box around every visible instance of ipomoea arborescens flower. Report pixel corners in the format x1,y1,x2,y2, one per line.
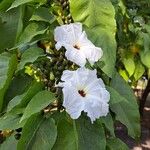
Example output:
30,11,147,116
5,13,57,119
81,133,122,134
54,23,103,67
58,68,110,123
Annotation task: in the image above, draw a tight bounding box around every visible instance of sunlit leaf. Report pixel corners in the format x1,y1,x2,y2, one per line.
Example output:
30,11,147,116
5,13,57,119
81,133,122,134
70,0,116,77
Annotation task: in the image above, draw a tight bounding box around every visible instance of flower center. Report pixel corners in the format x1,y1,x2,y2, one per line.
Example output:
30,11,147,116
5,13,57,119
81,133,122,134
73,44,80,50
78,90,86,97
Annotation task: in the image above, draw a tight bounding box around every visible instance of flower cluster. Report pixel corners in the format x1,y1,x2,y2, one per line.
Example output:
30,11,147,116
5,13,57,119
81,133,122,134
54,23,110,123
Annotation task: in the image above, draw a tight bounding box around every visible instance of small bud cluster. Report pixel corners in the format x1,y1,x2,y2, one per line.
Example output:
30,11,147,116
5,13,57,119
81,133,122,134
25,42,78,97
43,46,78,93
58,0,73,24
14,128,22,140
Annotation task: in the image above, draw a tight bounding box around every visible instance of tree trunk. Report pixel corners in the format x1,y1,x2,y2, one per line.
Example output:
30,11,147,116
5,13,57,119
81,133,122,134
139,79,150,115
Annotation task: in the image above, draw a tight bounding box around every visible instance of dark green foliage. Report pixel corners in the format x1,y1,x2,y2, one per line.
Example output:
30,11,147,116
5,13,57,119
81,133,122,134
0,0,143,149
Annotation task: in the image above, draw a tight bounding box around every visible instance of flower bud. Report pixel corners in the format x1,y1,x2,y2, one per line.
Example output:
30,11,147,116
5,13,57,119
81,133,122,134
15,128,22,133
14,133,21,140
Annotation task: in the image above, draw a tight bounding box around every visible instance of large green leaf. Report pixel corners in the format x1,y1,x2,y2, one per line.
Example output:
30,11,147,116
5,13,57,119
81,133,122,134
4,74,33,106
53,115,106,150
99,113,115,137
74,116,106,150
0,52,17,111
18,113,57,150
111,72,139,106
0,7,23,53
106,138,129,150
0,114,20,130
139,32,150,68
0,134,18,150
0,113,24,130
30,7,55,23
0,0,15,11
7,81,43,112
17,47,44,71
8,0,46,10
52,116,76,150
70,0,116,77
17,22,48,48
20,90,55,122
107,85,140,139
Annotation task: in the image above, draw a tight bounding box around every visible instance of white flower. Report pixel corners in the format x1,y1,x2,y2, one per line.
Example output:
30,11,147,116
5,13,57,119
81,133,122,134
58,68,110,123
54,23,103,67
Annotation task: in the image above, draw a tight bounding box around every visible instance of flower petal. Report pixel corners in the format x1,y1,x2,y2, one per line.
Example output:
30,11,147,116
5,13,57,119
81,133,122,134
65,47,87,67
54,23,82,47
78,31,103,64
61,70,75,82
84,97,109,123
77,31,93,47
101,89,110,103
81,46,103,64
63,87,84,119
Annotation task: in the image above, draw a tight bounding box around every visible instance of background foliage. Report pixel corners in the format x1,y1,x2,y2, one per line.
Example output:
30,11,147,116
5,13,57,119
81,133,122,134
0,0,149,149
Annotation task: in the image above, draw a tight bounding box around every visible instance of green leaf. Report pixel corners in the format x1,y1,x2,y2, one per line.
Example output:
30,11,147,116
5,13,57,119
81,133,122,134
139,32,150,68
70,0,116,77
54,115,106,150
142,32,150,51
0,52,17,112
106,138,129,150
140,50,150,68
22,4,36,27
111,72,139,106
100,113,115,137
134,61,145,81
17,47,44,71
7,81,43,112
0,113,23,130
8,0,46,10
20,90,55,122
0,0,15,11
18,113,57,150
17,22,48,48
0,134,18,150
123,58,135,77
4,74,33,106
52,116,76,150
74,116,106,150
30,7,55,23
0,7,23,53
119,69,129,82
107,86,140,139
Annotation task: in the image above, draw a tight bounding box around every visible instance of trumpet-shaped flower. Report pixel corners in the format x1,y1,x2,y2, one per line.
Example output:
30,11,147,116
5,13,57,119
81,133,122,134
58,68,110,123
54,23,103,67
